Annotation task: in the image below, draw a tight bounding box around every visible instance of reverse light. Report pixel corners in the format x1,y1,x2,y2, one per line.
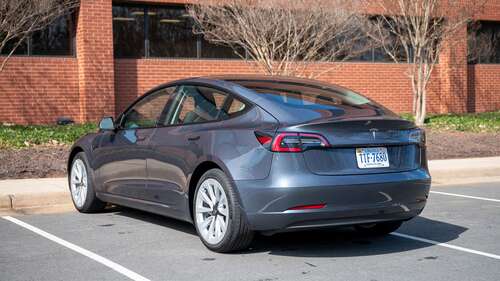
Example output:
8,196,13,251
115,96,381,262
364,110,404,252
271,132,330,152
288,204,326,210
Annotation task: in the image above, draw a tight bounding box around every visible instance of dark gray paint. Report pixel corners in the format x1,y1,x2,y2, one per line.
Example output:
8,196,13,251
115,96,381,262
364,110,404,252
69,75,431,232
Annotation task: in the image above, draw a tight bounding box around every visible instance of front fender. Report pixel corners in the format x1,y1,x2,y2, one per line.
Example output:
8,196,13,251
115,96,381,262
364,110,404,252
68,133,100,172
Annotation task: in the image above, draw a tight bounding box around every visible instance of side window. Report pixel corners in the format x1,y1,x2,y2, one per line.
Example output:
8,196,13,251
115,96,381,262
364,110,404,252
227,99,246,116
122,87,175,129
169,86,229,125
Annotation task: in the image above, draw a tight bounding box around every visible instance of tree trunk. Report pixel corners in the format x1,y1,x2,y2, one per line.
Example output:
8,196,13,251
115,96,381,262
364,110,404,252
414,87,427,126
412,63,428,127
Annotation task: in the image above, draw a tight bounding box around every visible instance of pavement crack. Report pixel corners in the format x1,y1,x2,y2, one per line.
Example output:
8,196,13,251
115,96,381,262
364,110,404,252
304,262,317,268
7,194,14,209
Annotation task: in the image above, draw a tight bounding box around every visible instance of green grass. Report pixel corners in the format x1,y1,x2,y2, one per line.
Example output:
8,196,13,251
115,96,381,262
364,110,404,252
0,123,98,149
401,111,500,133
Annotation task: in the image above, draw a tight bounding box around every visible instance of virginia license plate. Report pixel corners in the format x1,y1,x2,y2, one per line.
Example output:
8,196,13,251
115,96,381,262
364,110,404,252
356,147,390,169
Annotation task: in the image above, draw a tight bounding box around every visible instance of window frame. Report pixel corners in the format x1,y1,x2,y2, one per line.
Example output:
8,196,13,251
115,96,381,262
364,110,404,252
117,85,178,130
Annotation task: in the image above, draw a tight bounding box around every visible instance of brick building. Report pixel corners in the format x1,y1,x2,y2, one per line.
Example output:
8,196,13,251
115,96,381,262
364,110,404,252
0,0,499,125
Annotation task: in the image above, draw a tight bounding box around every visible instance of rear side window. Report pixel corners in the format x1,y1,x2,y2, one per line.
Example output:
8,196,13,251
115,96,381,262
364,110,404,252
228,99,246,115
166,85,248,125
232,81,372,110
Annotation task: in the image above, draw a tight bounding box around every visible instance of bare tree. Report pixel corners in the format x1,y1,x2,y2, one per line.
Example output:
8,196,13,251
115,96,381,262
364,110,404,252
0,0,79,72
365,0,485,126
188,0,371,78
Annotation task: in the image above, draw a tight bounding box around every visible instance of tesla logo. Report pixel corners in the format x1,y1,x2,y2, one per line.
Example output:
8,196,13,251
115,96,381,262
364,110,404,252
369,128,379,139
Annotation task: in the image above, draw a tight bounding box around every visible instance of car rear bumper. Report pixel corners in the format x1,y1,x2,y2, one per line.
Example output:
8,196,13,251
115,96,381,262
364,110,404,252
234,168,431,232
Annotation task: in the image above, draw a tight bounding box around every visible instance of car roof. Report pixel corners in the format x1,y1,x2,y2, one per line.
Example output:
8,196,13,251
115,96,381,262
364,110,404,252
199,75,349,92
174,75,354,103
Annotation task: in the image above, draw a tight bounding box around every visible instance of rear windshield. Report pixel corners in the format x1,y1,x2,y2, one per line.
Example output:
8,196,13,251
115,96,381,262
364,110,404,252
231,80,373,110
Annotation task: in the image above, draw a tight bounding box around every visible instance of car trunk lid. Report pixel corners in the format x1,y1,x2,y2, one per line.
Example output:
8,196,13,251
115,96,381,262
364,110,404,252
282,118,422,176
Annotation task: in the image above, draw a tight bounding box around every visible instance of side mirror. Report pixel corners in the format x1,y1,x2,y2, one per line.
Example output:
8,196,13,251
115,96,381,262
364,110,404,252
99,117,115,131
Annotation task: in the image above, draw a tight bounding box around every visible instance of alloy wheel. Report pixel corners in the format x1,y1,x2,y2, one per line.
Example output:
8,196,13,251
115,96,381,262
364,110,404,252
70,159,88,208
195,178,229,245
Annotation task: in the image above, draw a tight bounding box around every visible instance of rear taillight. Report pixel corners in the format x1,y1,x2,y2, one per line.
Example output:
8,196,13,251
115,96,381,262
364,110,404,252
409,128,426,144
271,132,330,152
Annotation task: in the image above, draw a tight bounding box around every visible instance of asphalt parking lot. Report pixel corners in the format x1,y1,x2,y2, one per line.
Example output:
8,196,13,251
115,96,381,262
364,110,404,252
1,180,499,281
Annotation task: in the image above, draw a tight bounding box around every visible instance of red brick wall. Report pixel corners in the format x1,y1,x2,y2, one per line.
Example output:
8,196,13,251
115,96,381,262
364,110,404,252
468,64,500,112
0,57,79,124
438,26,469,114
76,0,115,123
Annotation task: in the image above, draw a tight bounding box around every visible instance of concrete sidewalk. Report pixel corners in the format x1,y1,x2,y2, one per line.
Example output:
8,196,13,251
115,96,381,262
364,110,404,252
1,157,500,214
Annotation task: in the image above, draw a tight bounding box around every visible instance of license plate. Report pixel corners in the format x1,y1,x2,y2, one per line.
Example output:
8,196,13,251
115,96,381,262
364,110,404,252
356,147,390,169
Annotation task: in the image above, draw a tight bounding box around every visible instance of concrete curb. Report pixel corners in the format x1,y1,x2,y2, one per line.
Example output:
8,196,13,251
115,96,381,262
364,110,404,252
1,157,499,214
0,194,12,209
0,178,73,215
429,157,500,185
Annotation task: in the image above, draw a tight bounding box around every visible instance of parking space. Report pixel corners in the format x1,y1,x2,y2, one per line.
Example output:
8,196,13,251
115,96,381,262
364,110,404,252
0,218,121,281
1,180,500,281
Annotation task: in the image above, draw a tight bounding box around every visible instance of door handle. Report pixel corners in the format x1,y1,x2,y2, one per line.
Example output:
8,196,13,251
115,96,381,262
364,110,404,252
188,135,200,141
136,135,147,141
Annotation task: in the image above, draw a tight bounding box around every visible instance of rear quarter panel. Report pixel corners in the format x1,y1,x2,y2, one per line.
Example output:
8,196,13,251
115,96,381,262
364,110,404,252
184,106,278,182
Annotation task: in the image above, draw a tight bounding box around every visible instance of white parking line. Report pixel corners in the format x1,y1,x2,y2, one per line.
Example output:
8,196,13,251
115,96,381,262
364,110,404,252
392,232,500,260
2,216,152,281
430,191,500,203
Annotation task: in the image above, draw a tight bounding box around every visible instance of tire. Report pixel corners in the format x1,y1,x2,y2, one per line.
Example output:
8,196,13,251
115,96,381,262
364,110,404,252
354,220,403,236
193,168,254,253
68,152,106,213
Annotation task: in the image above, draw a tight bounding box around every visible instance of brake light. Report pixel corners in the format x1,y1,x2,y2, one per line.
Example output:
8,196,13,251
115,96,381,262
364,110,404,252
288,203,326,210
271,132,330,152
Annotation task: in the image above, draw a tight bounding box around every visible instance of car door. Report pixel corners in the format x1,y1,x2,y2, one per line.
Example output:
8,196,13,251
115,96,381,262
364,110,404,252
94,86,175,201
145,85,234,219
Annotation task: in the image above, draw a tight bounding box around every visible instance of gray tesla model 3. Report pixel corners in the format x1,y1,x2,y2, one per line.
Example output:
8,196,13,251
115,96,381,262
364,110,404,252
68,75,431,252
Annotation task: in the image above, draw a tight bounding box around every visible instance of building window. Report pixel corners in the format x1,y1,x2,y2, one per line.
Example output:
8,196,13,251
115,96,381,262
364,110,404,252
31,14,75,56
111,4,404,63
468,21,500,64
1,39,28,56
112,6,145,58
112,4,242,59
200,37,242,59
1,14,75,57
148,6,198,58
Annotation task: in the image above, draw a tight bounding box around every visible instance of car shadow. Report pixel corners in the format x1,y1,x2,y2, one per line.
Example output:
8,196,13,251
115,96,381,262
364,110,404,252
247,216,468,257
109,206,197,236
110,207,467,258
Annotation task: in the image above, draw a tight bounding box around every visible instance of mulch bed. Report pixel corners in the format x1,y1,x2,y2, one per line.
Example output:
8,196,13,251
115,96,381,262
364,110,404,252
0,145,69,180
426,130,500,160
0,130,499,180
